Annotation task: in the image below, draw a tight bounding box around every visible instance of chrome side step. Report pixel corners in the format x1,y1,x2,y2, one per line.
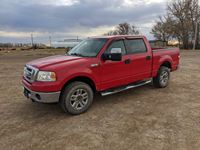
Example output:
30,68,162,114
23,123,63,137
100,80,152,96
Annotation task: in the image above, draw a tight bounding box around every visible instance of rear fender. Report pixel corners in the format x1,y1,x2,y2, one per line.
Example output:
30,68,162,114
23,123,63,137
153,55,173,77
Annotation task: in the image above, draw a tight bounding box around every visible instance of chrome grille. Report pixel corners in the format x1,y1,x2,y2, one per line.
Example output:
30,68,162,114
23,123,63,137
24,65,38,83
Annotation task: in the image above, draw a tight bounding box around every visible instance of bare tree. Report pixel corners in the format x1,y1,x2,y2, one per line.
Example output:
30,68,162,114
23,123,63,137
152,0,200,49
104,22,139,36
168,0,192,48
151,16,171,41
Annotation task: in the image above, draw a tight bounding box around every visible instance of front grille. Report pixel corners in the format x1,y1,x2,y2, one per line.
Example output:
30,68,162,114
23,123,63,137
24,65,38,83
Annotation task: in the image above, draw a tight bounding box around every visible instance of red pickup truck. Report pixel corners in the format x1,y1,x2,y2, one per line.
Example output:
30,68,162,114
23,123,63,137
23,35,180,115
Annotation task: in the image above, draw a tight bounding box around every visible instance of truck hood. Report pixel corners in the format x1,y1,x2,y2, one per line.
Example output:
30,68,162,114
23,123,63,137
27,55,82,69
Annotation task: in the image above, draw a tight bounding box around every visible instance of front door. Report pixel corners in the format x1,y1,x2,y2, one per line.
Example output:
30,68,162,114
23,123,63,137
99,39,131,90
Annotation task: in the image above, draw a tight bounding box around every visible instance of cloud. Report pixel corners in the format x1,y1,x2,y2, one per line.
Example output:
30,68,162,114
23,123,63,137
0,0,167,42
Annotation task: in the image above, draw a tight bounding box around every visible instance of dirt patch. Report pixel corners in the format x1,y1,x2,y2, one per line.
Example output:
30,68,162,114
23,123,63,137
0,50,200,150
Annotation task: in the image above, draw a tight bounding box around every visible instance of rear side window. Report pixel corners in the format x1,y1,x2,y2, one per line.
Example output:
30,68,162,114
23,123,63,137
126,39,147,54
105,40,126,55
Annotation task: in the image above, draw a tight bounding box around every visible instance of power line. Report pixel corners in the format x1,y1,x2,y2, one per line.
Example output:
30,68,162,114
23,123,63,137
49,36,52,47
31,34,34,47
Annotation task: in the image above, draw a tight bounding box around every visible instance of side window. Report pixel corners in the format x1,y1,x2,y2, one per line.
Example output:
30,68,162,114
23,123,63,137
105,40,126,55
126,39,147,54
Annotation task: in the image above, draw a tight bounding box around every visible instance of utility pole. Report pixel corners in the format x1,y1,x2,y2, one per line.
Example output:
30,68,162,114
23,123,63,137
49,36,52,47
193,0,199,50
31,34,34,48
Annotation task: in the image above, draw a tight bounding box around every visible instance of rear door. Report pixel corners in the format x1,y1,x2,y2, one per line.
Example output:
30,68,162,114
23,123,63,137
125,38,152,82
100,39,131,90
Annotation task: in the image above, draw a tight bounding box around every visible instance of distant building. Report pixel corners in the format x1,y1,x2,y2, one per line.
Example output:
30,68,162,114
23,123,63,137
52,39,82,48
168,39,181,46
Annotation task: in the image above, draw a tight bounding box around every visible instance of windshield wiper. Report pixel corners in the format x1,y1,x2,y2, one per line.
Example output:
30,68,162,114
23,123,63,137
68,53,85,57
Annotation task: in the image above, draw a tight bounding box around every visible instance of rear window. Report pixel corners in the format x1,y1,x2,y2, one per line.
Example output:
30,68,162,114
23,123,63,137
125,39,147,54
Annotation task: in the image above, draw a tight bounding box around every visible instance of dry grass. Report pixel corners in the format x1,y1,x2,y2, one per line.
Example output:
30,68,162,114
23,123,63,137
0,49,200,150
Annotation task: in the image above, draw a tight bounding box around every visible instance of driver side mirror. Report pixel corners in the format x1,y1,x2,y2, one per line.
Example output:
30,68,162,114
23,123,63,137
102,48,122,61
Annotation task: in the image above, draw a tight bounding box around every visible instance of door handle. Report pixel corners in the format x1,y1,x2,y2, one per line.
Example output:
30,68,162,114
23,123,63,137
124,59,131,64
146,56,151,60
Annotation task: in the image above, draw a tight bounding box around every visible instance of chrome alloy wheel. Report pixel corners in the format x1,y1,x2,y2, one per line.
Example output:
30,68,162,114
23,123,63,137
160,71,169,86
69,89,89,110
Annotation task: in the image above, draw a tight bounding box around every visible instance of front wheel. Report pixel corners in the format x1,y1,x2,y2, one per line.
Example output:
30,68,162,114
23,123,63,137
59,82,94,115
153,66,170,88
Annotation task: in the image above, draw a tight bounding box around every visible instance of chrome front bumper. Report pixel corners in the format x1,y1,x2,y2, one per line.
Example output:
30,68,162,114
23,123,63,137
23,86,60,103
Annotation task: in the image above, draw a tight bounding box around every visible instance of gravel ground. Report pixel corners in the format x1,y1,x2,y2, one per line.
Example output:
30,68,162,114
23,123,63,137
0,49,200,150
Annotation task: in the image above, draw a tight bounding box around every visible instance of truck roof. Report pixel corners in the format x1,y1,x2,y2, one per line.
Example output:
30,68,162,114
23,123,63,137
90,35,146,39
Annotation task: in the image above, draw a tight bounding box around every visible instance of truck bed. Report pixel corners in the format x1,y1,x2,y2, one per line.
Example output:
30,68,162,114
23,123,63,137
151,47,180,77
152,47,178,51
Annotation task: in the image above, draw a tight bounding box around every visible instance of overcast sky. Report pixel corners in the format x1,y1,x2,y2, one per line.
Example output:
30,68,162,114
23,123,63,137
0,0,168,43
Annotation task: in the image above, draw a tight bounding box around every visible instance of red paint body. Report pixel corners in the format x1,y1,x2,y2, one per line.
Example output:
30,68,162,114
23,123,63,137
22,36,180,93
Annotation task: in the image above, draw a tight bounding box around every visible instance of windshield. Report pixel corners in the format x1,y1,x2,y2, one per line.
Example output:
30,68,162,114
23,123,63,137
67,38,108,57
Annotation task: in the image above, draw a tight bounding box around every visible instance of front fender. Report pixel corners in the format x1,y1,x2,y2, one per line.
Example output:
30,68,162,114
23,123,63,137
59,71,100,91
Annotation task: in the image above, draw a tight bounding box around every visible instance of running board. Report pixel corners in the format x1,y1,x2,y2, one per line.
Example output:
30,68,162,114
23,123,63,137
100,80,152,96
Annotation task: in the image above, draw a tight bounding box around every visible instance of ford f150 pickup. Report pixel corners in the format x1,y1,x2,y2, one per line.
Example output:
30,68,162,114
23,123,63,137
23,35,180,115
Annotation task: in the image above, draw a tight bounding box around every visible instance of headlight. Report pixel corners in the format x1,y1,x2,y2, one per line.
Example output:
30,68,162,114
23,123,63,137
36,71,56,82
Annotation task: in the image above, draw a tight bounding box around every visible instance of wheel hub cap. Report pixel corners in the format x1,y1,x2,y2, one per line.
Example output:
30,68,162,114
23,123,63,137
160,71,169,85
69,89,88,110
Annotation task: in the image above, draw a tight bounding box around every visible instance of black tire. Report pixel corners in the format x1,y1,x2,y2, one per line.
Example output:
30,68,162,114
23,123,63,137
153,66,170,88
59,82,94,115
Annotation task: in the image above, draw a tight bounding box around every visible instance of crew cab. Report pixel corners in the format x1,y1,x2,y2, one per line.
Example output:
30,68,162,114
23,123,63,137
22,35,180,115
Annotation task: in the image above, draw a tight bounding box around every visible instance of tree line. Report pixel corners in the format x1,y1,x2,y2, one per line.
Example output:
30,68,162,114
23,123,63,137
104,0,200,49
151,0,200,49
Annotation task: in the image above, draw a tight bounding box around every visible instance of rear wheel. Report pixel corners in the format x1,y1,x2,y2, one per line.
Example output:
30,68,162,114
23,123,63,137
153,66,170,88
60,82,94,115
